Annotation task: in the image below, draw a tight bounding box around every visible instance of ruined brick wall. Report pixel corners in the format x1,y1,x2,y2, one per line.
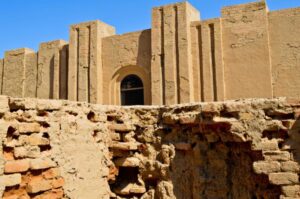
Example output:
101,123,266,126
0,96,300,198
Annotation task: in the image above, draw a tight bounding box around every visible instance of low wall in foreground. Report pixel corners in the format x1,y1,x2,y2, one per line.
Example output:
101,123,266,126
0,96,300,198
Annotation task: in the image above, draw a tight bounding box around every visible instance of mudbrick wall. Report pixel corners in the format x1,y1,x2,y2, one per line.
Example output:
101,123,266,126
0,96,300,198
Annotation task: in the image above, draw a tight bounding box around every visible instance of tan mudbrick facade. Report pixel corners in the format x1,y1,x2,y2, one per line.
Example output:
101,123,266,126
0,1,300,105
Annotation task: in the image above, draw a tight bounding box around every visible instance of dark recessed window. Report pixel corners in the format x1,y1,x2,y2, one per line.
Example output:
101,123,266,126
121,75,144,106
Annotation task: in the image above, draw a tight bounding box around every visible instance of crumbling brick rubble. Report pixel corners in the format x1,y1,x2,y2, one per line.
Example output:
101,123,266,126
0,96,300,198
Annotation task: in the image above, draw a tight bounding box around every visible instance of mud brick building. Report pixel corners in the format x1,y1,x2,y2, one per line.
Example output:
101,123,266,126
0,1,300,106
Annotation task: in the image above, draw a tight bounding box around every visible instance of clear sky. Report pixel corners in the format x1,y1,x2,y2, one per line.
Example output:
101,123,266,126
0,0,300,57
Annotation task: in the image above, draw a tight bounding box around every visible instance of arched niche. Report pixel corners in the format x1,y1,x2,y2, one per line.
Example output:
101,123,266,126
121,75,144,105
109,65,151,105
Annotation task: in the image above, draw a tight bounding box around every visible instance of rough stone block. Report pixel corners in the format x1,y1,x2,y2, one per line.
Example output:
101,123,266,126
255,139,279,151
281,161,300,172
264,151,291,161
27,179,52,193
18,122,41,134
114,157,140,167
4,159,30,173
0,174,21,187
51,177,64,189
269,172,299,185
109,123,136,132
36,99,62,111
162,113,178,124
281,185,300,197
179,113,199,124
32,188,64,199
253,161,281,174
30,158,57,170
109,142,140,151
19,134,50,146
9,98,37,110
14,146,41,159
42,168,61,179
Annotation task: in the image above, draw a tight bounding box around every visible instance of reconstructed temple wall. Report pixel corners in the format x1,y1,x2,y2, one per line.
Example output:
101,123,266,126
269,8,300,99
68,21,115,104
102,30,152,105
1,96,300,198
221,1,273,99
0,1,300,106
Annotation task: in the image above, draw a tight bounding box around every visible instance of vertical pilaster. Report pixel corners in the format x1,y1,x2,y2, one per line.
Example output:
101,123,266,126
163,5,177,105
60,45,69,99
177,3,199,103
77,27,89,102
213,19,225,101
37,40,67,99
190,23,201,102
151,8,164,105
201,23,214,102
24,52,37,98
68,26,79,101
3,48,37,98
0,59,3,94
151,2,200,105
68,21,115,103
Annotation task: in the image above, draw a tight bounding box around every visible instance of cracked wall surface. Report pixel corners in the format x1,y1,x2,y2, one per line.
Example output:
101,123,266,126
0,96,300,198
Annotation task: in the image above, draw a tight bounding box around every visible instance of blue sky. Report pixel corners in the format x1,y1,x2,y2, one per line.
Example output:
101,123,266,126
0,0,300,57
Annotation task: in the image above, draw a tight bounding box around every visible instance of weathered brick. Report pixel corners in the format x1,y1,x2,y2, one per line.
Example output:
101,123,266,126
255,139,279,151
14,146,40,158
281,185,300,197
4,159,30,173
51,177,64,189
0,173,21,187
253,161,281,174
162,113,178,124
88,112,107,122
19,134,50,146
109,123,135,132
18,122,40,134
42,168,61,179
281,161,299,172
32,188,64,199
110,132,121,141
114,157,140,167
179,113,199,124
30,158,56,170
269,172,299,185
109,142,140,151
9,98,37,110
36,99,62,111
27,179,52,193
264,151,290,161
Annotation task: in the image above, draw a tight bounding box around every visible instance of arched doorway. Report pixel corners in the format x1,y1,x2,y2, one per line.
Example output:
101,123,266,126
121,75,144,105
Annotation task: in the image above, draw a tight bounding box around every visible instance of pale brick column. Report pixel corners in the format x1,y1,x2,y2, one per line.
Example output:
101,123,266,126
0,59,3,94
68,20,115,103
2,48,37,98
37,40,68,99
151,2,200,105
221,1,273,99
